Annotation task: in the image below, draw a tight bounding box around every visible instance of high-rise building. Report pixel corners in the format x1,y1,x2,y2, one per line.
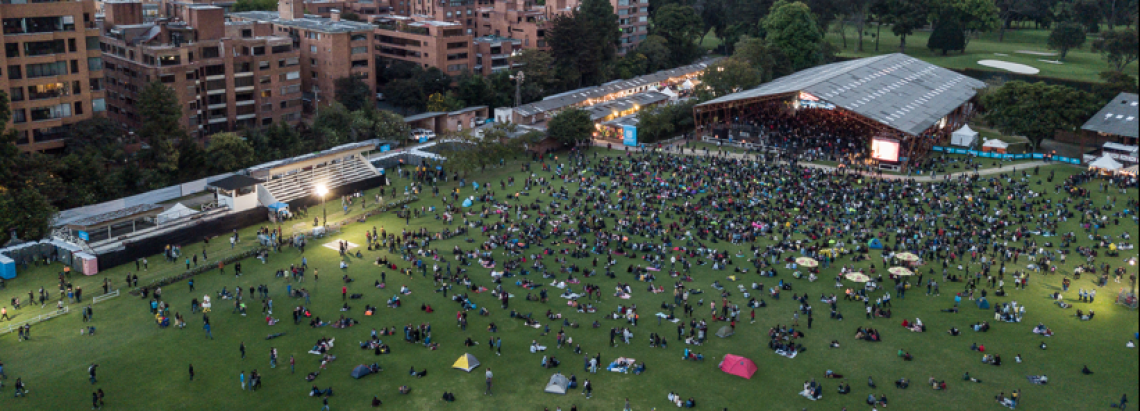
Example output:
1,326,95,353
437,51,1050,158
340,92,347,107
229,0,376,109
100,0,303,138
1,0,106,152
610,0,647,55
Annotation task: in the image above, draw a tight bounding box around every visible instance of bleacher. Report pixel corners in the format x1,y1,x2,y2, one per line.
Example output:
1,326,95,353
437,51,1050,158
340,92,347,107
260,153,380,203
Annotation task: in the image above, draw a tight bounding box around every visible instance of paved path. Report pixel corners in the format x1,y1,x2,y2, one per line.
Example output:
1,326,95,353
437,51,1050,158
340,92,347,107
591,140,1066,183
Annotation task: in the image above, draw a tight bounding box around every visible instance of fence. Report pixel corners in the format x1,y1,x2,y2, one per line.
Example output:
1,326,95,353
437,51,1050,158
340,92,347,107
0,306,68,336
92,289,121,304
931,146,1082,164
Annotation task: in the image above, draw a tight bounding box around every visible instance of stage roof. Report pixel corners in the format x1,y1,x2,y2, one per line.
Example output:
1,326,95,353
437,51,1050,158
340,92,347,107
207,175,264,191
67,203,164,228
1081,93,1138,139
696,54,985,136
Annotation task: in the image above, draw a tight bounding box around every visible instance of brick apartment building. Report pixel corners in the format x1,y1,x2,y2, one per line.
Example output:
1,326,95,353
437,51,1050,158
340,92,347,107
371,14,473,76
229,0,376,108
100,0,303,138
1,0,106,152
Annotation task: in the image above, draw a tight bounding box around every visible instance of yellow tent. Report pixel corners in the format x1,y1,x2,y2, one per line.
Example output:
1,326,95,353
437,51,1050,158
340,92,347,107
452,353,480,372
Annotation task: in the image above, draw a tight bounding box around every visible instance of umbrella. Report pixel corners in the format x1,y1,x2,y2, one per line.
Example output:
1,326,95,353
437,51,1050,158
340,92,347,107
844,272,870,282
896,252,919,262
795,257,819,267
888,267,913,276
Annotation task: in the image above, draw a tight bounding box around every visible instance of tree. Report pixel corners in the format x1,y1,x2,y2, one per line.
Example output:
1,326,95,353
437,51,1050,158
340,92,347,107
386,79,426,115
416,67,452,97
733,36,788,81
930,0,998,49
454,73,496,108
697,57,762,99
0,91,56,244
206,133,255,174
510,50,559,103
1047,22,1086,61
546,108,594,147
176,135,209,180
633,35,673,73
881,0,929,52
137,81,184,182
995,0,1034,42
981,81,1101,150
762,0,824,72
1092,70,1139,101
1072,0,1101,32
340,11,363,22
636,106,675,143
349,108,410,142
927,17,965,54
67,117,126,162
382,60,423,84
1092,28,1140,72
232,0,277,12
547,0,620,87
654,4,704,65
334,76,373,112
614,53,649,79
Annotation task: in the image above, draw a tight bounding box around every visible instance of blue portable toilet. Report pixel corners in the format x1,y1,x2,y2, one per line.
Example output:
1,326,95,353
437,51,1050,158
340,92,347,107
868,239,884,250
0,254,16,279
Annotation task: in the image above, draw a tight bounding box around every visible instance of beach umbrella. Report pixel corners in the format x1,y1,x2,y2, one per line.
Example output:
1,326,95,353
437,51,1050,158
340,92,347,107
795,257,819,268
844,272,870,282
896,252,919,262
888,267,913,276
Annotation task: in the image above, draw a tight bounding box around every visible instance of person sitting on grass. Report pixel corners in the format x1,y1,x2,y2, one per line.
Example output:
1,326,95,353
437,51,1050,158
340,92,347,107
895,378,909,389
440,392,455,402
837,381,851,394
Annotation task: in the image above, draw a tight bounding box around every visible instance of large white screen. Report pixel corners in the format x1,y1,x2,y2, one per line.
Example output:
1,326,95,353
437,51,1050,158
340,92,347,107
871,139,900,162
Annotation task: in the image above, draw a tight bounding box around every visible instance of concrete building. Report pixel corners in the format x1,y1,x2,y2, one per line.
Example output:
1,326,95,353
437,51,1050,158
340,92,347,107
471,34,520,75
1,0,106,152
100,1,303,137
230,2,377,109
610,0,647,55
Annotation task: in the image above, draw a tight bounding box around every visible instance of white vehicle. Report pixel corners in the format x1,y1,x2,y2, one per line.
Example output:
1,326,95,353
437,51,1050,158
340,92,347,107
376,92,385,101
409,129,436,142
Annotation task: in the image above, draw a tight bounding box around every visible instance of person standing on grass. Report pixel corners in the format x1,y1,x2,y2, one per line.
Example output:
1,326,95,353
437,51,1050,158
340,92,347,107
321,397,329,411
189,364,194,381
88,364,98,384
93,391,100,410
290,355,295,374
204,322,214,339
271,348,278,368
582,379,591,398
240,371,246,390
240,342,246,359
484,367,493,395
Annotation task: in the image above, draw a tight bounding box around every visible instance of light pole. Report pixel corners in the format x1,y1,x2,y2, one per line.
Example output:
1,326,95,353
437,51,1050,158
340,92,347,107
316,185,328,227
510,71,524,108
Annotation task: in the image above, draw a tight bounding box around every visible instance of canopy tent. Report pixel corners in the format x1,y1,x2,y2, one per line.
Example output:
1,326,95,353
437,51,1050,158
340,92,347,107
659,87,679,100
716,326,734,338
981,139,1009,153
268,202,289,213
156,203,199,224
351,364,375,379
1088,156,1123,171
452,353,480,372
868,239,883,250
544,373,571,394
1123,165,1138,175
951,125,978,147
719,354,757,379
681,79,695,90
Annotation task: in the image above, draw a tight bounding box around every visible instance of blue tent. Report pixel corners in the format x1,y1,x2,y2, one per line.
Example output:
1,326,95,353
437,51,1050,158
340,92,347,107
868,239,884,250
462,198,474,208
976,297,990,310
0,254,14,279
268,202,289,213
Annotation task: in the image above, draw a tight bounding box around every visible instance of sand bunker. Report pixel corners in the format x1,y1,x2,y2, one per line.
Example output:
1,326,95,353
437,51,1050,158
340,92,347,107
977,60,1040,75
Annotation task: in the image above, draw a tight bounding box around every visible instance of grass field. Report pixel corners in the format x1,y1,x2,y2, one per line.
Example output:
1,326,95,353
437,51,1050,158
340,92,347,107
824,26,1135,84
0,151,1137,411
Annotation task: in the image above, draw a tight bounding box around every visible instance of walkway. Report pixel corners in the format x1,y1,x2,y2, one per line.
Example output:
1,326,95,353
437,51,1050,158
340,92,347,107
591,140,1066,183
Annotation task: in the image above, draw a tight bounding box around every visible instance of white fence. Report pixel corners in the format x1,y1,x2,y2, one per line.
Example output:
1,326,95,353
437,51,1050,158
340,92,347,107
92,289,121,304
0,306,68,336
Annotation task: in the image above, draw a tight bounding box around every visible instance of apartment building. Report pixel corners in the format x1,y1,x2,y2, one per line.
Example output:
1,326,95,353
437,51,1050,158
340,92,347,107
473,0,573,52
408,0,487,32
230,0,376,109
1,0,106,152
100,1,303,137
611,0,646,55
302,0,390,18
471,34,518,75
371,14,472,76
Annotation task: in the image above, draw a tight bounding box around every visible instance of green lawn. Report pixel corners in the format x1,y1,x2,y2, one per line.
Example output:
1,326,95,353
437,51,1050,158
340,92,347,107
0,152,1136,411
824,26,1135,84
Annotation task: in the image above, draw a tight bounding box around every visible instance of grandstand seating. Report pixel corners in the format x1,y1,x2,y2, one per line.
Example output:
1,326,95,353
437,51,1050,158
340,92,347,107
261,154,380,203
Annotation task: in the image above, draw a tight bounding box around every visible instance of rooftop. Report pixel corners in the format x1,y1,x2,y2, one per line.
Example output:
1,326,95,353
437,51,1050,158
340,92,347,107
207,175,265,191
67,204,165,228
1082,93,1139,139
696,54,985,136
230,11,376,33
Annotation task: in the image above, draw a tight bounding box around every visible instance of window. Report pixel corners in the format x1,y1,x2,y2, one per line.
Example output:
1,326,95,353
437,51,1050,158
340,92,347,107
201,46,220,59
24,39,66,56
310,45,317,53
203,64,225,76
235,76,254,88
260,90,272,98
5,43,18,58
2,16,74,35
29,103,71,121
351,34,367,41
26,62,67,78
29,83,67,100
242,29,252,38
285,71,300,80
74,101,83,115
259,60,270,69
92,98,106,112
447,52,467,61
8,87,23,102
259,75,271,84
68,38,76,52
87,57,103,71
86,36,100,50
159,54,180,66
351,60,368,68
160,74,175,83
262,117,272,126
281,84,300,94
311,71,318,79
351,46,367,55
89,78,103,91
12,109,25,124
280,57,299,67
252,46,265,56
446,64,467,72
271,45,292,54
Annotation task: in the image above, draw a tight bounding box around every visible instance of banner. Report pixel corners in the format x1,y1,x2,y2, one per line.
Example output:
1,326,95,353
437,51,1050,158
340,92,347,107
623,125,638,147
932,146,1051,162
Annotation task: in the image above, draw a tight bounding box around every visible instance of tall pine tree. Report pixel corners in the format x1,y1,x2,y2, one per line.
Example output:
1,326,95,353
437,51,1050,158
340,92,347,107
137,81,186,183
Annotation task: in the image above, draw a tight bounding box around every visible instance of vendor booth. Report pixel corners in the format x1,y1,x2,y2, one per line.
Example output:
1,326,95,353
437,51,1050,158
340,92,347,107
951,125,978,147
981,139,1009,154
1088,156,1123,172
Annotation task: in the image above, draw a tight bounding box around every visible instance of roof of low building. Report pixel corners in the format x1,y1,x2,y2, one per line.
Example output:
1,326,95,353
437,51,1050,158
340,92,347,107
230,11,375,33
1082,93,1139,139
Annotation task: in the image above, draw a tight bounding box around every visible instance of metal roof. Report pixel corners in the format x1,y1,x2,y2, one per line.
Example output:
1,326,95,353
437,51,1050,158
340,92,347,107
230,11,376,33
513,58,719,118
68,204,165,228
696,54,985,136
403,112,446,122
207,174,264,191
1082,93,1139,139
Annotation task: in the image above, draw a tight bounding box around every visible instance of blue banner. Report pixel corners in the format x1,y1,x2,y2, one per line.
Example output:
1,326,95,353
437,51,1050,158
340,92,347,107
380,144,391,152
932,146,1051,162
623,125,638,147
78,231,89,241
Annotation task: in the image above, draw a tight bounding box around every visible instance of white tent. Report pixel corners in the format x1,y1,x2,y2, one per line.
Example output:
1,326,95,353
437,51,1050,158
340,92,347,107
544,373,570,395
157,203,198,224
982,139,1009,152
681,79,695,90
1088,156,1123,171
950,125,978,147
659,87,679,100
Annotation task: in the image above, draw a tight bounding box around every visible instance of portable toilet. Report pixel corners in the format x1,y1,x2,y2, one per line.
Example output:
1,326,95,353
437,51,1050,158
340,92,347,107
0,255,15,279
75,252,99,276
